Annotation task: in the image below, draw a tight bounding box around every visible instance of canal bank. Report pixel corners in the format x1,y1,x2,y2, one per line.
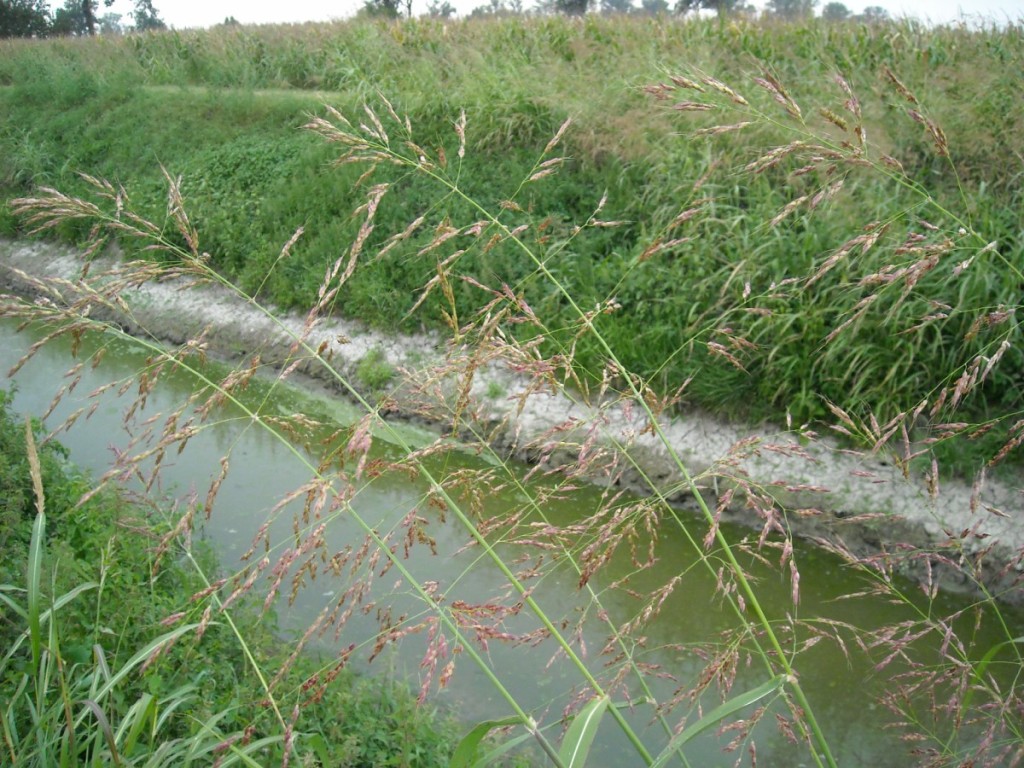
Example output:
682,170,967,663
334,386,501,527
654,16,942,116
1,237,1021,603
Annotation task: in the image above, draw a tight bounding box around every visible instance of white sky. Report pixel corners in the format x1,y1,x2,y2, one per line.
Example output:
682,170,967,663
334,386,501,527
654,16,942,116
103,0,1024,28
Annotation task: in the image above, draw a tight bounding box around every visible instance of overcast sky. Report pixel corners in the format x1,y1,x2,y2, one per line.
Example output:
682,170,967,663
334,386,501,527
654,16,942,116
104,0,1024,29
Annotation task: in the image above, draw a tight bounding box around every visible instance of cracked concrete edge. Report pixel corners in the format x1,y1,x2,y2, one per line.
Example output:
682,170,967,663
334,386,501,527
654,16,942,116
2,238,1021,601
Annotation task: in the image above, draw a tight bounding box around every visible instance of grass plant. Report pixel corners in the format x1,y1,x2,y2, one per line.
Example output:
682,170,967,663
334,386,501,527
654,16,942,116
356,346,397,393
1,13,1023,768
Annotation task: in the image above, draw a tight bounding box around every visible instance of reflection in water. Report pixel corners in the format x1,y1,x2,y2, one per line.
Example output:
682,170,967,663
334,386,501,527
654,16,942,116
1,319,1019,767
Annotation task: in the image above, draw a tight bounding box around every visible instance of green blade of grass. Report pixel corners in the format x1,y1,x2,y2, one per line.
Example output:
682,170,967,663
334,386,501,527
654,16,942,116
649,675,789,768
25,419,46,677
117,692,156,757
44,583,99,619
559,695,610,768
79,623,202,717
217,735,287,767
963,637,1024,713
0,586,28,620
26,515,45,677
154,684,199,733
471,727,541,768
79,699,123,767
451,715,523,768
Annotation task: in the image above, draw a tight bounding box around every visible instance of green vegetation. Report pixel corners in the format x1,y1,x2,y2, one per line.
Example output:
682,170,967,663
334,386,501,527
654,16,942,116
0,388,459,766
1,15,1021,476
1,17,1021,452
356,346,397,392
0,0,165,38
1,15,1024,767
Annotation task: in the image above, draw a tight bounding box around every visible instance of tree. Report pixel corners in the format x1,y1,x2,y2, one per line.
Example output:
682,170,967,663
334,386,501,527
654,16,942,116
765,0,816,19
820,1,849,19
44,0,118,35
469,0,524,15
360,0,411,17
426,0,456,16
98,10,122,33
0,0,51,37
51,0,88,34
81,0,115,34
601,0,633,13
130,0,163,30
674,0,738,17
471,0,500,14
554,0,588,15
859,5,889,21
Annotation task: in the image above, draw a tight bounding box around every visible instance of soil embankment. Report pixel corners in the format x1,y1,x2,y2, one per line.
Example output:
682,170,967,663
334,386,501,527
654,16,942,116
2,238,1021,602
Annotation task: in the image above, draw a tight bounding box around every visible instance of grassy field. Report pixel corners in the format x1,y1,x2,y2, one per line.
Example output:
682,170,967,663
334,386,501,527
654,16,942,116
1,14,1021,471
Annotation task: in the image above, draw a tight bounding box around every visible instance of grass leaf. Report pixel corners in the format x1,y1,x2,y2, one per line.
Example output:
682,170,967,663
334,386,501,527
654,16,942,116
81,623,203,712
117,692,156,757
559,695,610,768
650,675,789,768
451,715,523,768
25,419,45,677
79,699,122,767
963,637,1024,713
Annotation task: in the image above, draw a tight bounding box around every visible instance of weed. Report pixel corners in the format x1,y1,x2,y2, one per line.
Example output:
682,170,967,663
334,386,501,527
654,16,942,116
356,346,396,392
485,379,506,400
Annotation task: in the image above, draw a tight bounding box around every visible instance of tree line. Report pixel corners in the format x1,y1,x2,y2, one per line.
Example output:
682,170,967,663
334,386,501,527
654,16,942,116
370,0,890,23
1,0,163,38
2,0,892,33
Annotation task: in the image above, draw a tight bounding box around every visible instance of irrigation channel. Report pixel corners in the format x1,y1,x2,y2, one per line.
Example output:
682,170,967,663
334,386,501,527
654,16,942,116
1,316,1021,767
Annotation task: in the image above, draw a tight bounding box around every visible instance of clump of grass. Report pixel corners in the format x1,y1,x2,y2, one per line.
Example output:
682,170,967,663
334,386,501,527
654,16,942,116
485,379,506,400
355,346,395,393
0,414,258,767
639,61,1023,471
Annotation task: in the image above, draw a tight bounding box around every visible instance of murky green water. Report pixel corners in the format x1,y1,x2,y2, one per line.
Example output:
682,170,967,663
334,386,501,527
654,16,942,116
2,319,1020,767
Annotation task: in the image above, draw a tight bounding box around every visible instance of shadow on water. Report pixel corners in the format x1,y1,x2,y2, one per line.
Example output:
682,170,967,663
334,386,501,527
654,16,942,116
2,318,1020,767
